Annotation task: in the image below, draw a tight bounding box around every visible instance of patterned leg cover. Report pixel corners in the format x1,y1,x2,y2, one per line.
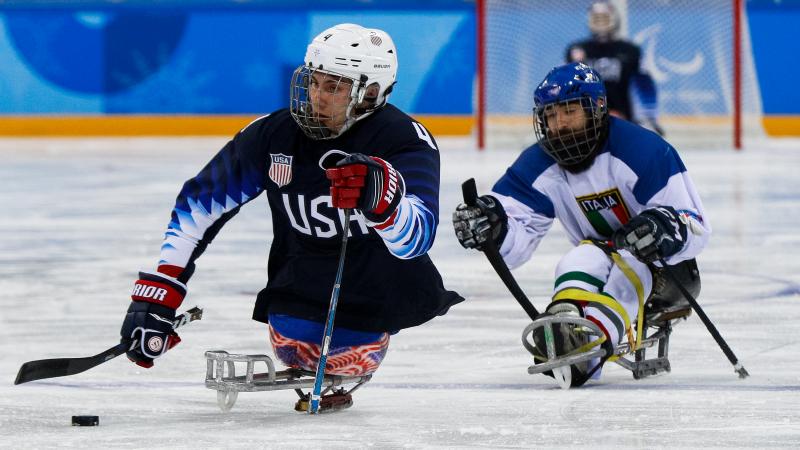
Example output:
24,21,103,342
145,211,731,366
550,242,654,379
269,326,390,376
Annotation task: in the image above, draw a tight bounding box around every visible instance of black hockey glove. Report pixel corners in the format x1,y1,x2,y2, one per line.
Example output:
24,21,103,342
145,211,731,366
120,271,186,368
326,153,405,225
612,206,687,263
453,195,508,250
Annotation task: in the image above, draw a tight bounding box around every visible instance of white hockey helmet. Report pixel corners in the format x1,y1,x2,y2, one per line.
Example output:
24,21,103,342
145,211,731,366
588,1,619,40
290,23,398,139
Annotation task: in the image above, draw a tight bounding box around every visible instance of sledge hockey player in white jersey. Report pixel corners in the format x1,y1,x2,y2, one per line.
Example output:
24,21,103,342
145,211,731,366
119,23,463,411
453,62,710,387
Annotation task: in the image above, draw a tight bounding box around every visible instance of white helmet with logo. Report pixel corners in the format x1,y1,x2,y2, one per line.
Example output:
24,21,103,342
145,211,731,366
290,23,398,139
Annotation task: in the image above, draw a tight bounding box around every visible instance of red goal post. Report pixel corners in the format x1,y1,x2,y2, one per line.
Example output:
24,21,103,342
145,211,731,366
476,0,760,151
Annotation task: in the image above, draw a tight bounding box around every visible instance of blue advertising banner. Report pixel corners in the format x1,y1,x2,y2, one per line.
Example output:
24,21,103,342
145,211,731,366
0,0,797,135
0,4,474,115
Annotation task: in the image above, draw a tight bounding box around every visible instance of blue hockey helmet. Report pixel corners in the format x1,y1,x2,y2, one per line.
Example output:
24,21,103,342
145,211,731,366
533,62,608,168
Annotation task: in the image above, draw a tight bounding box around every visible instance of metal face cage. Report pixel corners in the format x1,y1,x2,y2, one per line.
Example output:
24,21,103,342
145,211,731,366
290,65,361,140
533,97,607,167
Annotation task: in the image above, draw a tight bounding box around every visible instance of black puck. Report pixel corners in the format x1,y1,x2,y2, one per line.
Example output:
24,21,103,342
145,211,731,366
71,415,99,426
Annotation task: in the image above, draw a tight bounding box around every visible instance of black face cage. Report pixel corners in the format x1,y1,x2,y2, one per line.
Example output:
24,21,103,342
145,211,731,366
533,97,608,167
289,65,360,140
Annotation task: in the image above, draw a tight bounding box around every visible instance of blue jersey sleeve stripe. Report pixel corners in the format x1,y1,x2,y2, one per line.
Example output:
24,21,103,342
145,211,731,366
380,196,436,259
400,213,434,258
389,208,432,258
491,145,556,218
160,138,266,270
493,169,555,218
631,145,687,204
418,208,437,253
606,118,687,205
171,208,198,232
171,145,264,230
406,207,436,257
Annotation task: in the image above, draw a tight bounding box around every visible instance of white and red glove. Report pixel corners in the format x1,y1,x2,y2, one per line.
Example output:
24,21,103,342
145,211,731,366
325,153,405,225
120,269,186,368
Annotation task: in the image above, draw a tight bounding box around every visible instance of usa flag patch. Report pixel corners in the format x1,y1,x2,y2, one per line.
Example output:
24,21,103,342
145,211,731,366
269,153,293,187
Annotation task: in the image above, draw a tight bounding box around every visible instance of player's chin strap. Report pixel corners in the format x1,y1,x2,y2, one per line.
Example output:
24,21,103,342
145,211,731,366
546,239,647,387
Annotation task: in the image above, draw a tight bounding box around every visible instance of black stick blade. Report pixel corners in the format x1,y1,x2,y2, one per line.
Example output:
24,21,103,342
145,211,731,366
14,305,203,385
15,359,70,385
462,178,478,206
14,342,127,385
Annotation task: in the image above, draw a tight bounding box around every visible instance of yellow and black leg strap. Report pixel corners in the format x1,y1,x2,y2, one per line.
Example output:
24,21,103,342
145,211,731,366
541,241,647,386
546,290,617,387
548,287,628,387
552,289,630,359
578,239,647,354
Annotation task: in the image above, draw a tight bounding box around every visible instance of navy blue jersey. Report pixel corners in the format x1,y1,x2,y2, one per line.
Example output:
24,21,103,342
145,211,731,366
566,39,642,120
157,105,463,332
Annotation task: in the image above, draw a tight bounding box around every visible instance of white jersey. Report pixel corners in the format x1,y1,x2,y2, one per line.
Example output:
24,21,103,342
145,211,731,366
492,117,710,269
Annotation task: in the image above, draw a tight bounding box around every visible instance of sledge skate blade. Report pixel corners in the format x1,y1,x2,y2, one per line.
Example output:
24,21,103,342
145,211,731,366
553,366,572,390
646,305,692,326
217,389,238,412
294,392,353,413
522,315,607,377
526,348,606,375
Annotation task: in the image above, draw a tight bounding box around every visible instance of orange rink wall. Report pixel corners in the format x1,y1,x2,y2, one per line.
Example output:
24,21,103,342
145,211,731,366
0,114,794,137
0,115,475,137
761,116,800,136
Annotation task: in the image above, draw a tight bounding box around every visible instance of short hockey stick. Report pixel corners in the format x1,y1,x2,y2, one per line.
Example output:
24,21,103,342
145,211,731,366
462,178,539,320
14,306,203,385
658,258,749,378
309,209,351,414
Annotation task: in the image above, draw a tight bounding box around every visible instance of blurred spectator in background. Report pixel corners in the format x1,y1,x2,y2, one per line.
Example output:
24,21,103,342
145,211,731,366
565,1,664,135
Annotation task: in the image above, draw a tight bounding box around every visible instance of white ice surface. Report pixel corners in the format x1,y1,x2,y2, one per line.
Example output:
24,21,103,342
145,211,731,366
1,136,799,448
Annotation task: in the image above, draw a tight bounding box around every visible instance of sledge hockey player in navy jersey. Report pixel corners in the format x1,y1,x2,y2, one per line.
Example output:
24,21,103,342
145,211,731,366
565,1,664,136
453,62,710,387
120,23,463,409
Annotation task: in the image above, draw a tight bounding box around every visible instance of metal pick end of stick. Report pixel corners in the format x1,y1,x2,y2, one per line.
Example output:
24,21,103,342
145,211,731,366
735,363,750,379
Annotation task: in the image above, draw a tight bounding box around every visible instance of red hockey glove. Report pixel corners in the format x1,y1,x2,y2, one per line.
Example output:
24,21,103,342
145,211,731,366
326,153,405,224
120,270,186,368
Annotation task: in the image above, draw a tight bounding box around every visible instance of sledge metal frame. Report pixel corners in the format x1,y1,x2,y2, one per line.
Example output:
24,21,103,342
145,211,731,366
615,312,679,379
522,307,691,381
204,350,371,412
522,316,607,376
